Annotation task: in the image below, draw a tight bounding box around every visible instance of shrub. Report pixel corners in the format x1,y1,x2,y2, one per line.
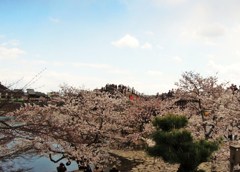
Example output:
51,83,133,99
147,114,218,172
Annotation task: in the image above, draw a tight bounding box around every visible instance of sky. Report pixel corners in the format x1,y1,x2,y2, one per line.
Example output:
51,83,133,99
1,0,240,95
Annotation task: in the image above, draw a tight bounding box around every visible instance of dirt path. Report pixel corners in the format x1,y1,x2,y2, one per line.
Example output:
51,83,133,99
111,150,179,172
111,150,228,172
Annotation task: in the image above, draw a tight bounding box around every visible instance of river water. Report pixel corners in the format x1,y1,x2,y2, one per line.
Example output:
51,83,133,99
1,147,133,172
1,153,79,172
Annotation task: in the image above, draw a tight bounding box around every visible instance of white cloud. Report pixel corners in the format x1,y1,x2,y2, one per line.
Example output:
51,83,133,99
172,56,183,63
156,44,164,49
183,24,225,37
206,54,218,61
207,60,240,85
1,39,21,46
152,0,187,5
235,50,240,57
19,59,48,65
181,23,226,46
145,31,155,36
197,24,226,38
112,34,140,48
147,70,163,76
72,62,111,69
112,34,153,49
207,60,239,74
52,61,65,67
107,68,130,75
49,17,61,24
72,62,130,75
0,46,25,60
141,42,152,49
178,2,227,46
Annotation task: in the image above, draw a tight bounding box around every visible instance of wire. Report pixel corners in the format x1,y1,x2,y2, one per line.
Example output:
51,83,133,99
22,68,47,89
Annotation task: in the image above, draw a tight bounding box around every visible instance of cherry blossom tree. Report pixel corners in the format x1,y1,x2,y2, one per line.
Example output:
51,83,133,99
1,86,149,168
157,71,240,170
158,71,227,139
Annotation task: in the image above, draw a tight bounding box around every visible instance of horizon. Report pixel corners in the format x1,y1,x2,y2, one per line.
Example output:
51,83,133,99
1,0,240,95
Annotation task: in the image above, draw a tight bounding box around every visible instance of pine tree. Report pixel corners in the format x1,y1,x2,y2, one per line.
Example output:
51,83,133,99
147,114,218,172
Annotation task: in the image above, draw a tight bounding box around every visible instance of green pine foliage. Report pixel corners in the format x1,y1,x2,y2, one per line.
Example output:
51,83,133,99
152,114,188,131
147,114,218,172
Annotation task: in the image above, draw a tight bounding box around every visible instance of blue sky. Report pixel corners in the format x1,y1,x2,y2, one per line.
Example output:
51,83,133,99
1,0,240,94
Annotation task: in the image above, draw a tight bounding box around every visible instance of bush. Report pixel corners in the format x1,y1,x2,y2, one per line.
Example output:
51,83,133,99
147,114,218,172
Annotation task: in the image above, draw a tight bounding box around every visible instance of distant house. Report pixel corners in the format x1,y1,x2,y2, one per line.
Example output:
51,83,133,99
0,82,10,99
26,89,47,99
48,91,60,98
0,82,8,91
175,98,199,109
12,89,24,99
26,89,35,96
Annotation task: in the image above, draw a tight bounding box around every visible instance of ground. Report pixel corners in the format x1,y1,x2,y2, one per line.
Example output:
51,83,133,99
110,150,229,172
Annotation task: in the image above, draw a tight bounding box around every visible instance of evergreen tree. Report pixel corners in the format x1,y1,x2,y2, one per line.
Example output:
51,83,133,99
147,114,218,172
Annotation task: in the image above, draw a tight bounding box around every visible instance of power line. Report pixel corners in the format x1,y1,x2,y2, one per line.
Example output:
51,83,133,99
8,77,24,89
22,68,47,89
